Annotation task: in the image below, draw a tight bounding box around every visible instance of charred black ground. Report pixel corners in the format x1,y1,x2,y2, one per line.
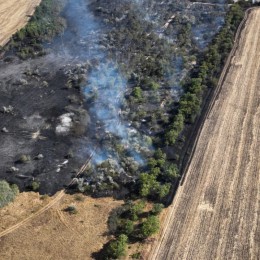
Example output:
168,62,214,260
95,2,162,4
0,0,230,196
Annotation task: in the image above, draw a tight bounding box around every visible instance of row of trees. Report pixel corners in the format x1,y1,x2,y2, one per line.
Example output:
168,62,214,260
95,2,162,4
164,3,245,147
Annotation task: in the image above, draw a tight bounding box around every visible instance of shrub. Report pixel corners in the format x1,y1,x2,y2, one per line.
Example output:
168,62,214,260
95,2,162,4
106,234,128,259
140,216,160,238
120,219,134,236
151,203,164,215
149,81,160,90
163,163,179,182
18,154,31,163
139,173,158,197
64,205,78,214
31,181,40,191
131,252,142,259
108,206,128,234
132,86,143,101
129,201,145,221
0,180,19,208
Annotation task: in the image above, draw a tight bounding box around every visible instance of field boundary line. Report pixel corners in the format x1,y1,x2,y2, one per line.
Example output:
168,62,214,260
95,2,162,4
0,148,96,239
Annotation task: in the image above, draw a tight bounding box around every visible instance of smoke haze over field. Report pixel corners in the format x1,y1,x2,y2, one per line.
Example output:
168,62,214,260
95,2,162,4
61,0,150,166
0,0,231,194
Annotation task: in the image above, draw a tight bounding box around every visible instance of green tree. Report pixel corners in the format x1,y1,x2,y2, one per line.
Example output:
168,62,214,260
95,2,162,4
0,180,19,208
120,219,134,236
154,149,166,168
151,203,164,215
106,234,128,259
165,112,185,145
129,201,145,221
140,216,160,238
163,163,179,182
179,92,201,117
132,86,143,100
156,183,171,199
139,173,158,197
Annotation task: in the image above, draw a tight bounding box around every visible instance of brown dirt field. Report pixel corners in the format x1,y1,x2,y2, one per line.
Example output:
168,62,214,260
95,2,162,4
147,8,260,260
0,193,122,260
0,0,41,46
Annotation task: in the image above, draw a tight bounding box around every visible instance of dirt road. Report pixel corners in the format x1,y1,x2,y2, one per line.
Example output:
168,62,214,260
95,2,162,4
0,192,122,260
149,8,260,260
0,0,41,46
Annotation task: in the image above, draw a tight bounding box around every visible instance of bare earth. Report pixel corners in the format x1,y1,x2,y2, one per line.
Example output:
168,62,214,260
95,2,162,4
149,8,260,260
0,193,122,260
0,0,41,46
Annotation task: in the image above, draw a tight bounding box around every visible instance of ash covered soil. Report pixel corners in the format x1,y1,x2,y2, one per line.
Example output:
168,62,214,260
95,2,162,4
0,55,90,194
0,0,228,195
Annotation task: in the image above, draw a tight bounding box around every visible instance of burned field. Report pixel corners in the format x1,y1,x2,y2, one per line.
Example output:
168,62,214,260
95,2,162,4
0,0,229,196
0,56,87,194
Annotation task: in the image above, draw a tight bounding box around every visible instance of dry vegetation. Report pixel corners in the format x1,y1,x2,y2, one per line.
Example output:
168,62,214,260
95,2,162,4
0,192,122,260
0,0,41,46
147,8,260,260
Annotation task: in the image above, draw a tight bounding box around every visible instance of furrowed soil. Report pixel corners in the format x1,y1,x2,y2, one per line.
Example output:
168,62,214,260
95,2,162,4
0,0,41,46
147,8,260,260
0,192,122,260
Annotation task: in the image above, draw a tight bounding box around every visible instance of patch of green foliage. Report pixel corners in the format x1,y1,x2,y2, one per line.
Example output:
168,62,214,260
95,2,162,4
139,149,179,201
106,234,128,259
129,200,146,221
31,181,40,191
107,200,162,240
6,0,65,59
0,180,19,208
151,203,164,215
140,215,160,238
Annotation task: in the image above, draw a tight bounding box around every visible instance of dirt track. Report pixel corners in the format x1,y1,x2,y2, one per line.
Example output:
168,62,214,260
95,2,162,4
149,8,260,260
0,0,41,46
0,192,122,260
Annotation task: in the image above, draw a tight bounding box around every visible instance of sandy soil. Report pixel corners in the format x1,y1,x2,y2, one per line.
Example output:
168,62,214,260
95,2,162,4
0,0,41,46
0,192,122,260
147,8,260,260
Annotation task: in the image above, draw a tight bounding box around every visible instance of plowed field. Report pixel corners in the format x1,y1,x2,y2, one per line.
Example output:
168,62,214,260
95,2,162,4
0,0,41,46
149,8,260,260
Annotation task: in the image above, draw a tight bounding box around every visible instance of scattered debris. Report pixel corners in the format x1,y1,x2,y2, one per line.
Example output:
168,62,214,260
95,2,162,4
62,160,69,165
18,78,28,85
31,130,40,139
2,105,14,114
55,113,74,135
9,166,19,173
1,127,9,133
42,81,48,87
34,154,44,160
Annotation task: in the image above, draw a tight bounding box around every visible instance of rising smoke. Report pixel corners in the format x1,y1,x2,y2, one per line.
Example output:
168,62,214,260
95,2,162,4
62,0,152,169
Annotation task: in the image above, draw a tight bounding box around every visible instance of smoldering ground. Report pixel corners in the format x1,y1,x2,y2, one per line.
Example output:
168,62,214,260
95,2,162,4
0,0,229,195
0,0,151,195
